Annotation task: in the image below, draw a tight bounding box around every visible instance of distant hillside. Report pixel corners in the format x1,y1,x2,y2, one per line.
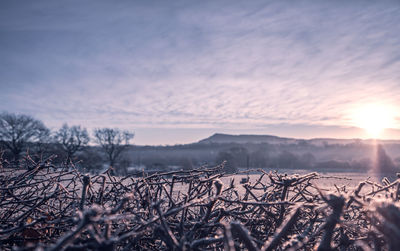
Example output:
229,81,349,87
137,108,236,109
197,133,400,146
198,133,296,145
126,133,400,173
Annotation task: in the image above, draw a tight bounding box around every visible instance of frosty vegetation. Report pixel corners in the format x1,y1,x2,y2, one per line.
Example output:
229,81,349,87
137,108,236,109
1,156,400,250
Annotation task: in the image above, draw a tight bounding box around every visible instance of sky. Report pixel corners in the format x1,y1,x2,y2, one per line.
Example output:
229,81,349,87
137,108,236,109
1,0,400,145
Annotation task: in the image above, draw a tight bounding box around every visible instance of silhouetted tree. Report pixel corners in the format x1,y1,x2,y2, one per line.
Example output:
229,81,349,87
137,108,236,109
350,158,372,171
180,158,194,170
314,160,351,170
78,147,104,172
215,151,238,173
0,112,49,162
94,128,134,167
276,151,298,169
54,124,90,162
31,128,52,160
229,146,249,168
299,152,316,168
375,144,397,173
250,150,268,168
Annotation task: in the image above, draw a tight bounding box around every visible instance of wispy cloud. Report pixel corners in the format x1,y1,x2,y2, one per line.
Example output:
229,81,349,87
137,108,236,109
1,0,399,143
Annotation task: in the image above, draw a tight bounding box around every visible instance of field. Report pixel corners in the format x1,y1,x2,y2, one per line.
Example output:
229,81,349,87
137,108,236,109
226,170,378,190
1,157,400,250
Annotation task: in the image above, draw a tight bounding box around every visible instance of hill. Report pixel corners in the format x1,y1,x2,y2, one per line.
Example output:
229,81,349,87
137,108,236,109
197,133,400,146
198,133,295,145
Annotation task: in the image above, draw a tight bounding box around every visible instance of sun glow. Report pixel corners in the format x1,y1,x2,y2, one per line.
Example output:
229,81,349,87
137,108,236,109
352,104,397,138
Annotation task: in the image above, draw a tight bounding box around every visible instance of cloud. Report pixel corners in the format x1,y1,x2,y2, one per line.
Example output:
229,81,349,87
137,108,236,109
0,0,400,143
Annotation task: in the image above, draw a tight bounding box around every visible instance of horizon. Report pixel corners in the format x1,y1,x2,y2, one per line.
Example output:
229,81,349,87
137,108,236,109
1,1,400,145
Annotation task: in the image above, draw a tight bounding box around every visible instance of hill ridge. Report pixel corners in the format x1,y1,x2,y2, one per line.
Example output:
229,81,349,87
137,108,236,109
197,133,400,145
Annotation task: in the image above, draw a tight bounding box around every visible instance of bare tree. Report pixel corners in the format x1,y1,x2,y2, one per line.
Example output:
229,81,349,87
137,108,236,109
215,151,238,173
93,128,134,167
32,128,52,159
54,124,90,162
0,112,49,161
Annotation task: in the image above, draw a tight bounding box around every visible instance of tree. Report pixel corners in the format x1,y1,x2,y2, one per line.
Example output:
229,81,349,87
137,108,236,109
229,146,249,168
374,144,397,173
31,127,52,160
299,152,316,169
250,149,268,168
54,124,90,162
276,151,298,169
215,151,238,173
0,112,49,161
94,128,134,167
180,157,195,170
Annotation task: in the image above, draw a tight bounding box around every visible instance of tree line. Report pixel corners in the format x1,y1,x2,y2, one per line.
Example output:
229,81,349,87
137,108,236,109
0,112,134,170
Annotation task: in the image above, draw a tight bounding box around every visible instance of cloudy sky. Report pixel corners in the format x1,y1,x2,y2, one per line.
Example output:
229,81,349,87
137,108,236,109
1,0,400,145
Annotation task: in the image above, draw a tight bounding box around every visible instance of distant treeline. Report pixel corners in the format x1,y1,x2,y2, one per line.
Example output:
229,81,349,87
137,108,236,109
128,141,400,174
1,112,400,174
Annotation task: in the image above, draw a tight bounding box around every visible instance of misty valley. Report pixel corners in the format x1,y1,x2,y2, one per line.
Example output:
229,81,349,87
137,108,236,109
110,134,400,177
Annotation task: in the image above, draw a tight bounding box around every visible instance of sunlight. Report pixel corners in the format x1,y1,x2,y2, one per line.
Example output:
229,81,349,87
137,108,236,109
351,104,397,138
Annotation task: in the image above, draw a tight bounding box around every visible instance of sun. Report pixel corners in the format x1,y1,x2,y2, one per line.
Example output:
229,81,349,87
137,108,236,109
352,104,397,138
